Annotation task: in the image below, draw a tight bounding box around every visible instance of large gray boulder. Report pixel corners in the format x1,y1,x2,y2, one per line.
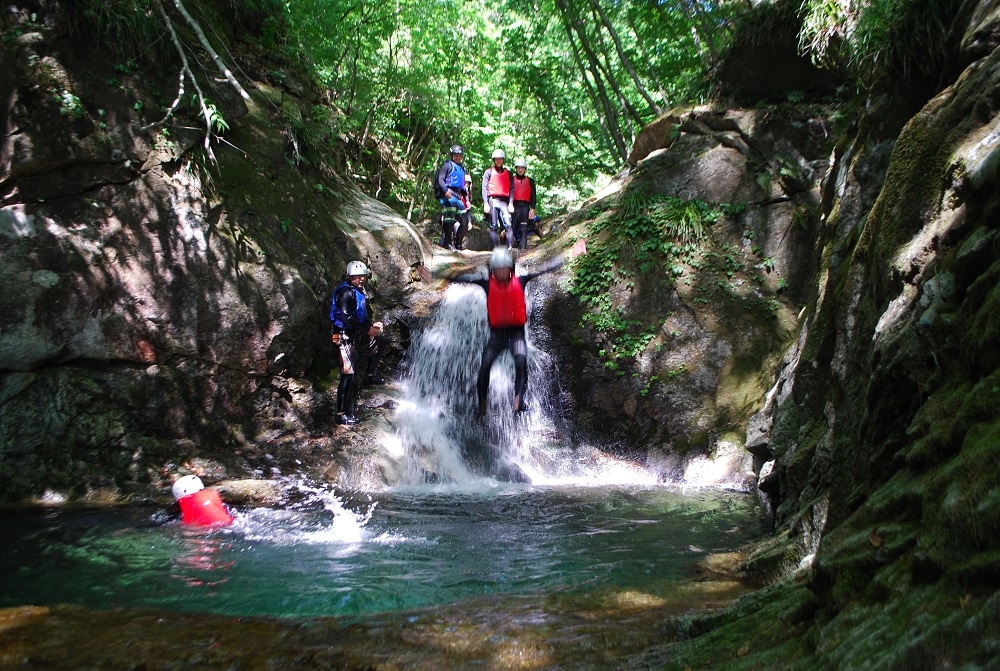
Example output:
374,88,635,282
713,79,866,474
0,23,428,502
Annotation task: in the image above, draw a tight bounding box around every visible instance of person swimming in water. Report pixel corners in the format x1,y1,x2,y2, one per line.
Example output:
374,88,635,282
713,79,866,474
172,474,234,527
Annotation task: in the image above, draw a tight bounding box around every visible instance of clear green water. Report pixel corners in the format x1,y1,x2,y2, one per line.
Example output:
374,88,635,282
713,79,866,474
0,483,765,619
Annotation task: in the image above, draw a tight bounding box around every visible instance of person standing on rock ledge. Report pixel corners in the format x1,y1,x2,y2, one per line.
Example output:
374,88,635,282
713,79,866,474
435,144,468,251
510,158,537,250
481,149,515,249
330,261,386,426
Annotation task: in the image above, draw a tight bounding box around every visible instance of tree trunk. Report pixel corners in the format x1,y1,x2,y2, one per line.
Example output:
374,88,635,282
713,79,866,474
588,22,644,128
625,14,671,110
169,0,251,101
345,35,362,116
561,14,624,163
555,0,629,163
587,0,661,115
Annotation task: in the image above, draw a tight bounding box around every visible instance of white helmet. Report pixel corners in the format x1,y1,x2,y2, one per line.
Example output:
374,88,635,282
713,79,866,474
465,173,472,183
514,159,527,169
172,474,204,500
489,247,514,271
491,149,506,160
345,261,370,277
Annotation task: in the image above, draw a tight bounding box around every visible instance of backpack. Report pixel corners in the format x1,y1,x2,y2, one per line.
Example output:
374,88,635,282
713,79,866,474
433,160,453,199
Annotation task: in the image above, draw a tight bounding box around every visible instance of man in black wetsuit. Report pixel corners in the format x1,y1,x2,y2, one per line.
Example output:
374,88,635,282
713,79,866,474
330,260,386,425
449,243,585,417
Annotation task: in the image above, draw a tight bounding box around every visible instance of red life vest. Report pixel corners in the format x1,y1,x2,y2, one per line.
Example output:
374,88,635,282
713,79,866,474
487,168,512,198
513,175,532,203
178,489,234,527
487,275,527,328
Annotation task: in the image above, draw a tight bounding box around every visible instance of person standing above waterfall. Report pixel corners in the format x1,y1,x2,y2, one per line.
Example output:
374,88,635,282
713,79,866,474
448,242,586,417
435,145,467,251
330,261,386,426
510,158,537,250
455,172,474,251
481,149,515,249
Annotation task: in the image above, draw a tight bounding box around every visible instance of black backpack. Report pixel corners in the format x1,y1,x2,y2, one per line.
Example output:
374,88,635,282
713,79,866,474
433,160,453,199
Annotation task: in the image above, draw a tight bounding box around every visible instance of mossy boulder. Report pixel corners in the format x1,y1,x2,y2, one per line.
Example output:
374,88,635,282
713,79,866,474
545,105,832,479
0,4,428,502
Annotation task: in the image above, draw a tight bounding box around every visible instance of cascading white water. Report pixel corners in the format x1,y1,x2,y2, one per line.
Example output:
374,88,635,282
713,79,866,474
394,273,658,487
394,282,488,484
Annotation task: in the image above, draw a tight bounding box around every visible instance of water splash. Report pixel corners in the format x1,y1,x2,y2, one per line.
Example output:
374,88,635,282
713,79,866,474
233,478,377,545
394,283,486,484
394,277,663,487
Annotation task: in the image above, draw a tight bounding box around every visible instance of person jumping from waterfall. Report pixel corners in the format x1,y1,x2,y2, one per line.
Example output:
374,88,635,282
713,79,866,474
330,261,386,426
448,242,586,418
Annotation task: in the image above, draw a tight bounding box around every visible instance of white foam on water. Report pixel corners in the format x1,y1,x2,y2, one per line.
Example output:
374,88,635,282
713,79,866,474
393,276,667,488
232,479,379,546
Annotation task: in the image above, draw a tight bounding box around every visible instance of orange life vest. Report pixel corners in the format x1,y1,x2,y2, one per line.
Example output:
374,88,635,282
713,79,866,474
513,175,532,202
487,275,527,328
178,489,234,527
487,168,512,198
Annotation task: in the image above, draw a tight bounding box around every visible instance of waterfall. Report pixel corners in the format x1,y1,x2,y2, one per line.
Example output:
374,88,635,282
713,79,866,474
393,274,658,487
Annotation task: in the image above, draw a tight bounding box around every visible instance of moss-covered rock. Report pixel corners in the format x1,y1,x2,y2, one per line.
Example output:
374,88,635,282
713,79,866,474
676,4,1000,668
545,105,833,478
0,2,428,502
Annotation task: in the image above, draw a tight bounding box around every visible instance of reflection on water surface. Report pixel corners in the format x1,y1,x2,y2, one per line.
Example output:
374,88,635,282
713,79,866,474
0,483,763,619
0,483,764,669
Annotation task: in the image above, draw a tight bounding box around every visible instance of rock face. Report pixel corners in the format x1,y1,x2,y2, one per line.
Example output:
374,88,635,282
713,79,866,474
744,0,1000,593
544,3,1000,659
0,9,429,502
546,104,833,479
626,112,681,166
627,3,1000,668
712,3,843,105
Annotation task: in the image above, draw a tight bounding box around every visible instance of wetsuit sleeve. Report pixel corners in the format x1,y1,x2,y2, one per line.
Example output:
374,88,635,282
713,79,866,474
447,275,490,293
481,169,490,205
518,258,564,286
529,178,537,209
334,287,371,331
436,161,452,195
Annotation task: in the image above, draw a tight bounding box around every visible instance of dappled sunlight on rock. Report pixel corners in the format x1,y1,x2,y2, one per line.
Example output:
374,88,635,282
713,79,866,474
603,589,669,610
0,606,49,635
0,579,756,670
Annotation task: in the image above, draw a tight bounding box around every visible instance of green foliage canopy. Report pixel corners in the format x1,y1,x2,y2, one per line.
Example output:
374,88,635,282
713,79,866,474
281,0,728,219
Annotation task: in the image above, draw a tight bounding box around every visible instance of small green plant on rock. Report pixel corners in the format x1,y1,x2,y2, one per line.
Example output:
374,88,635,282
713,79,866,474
568,183,727,375
666,363,688,380
56,90,86,118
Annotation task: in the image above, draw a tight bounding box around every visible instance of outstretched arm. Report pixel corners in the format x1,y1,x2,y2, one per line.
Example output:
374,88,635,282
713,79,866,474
446,274,490,292
519,238,587,284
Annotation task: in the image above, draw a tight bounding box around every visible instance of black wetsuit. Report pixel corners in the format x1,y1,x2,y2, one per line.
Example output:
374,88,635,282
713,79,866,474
330,283,385,419
453,260,561,414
